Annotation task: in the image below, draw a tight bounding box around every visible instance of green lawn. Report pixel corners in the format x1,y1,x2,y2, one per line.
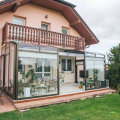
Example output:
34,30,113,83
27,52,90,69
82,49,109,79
0,94,120,120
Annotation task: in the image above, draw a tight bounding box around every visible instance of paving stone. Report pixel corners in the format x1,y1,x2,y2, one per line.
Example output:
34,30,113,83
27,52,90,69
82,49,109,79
14,89,116,110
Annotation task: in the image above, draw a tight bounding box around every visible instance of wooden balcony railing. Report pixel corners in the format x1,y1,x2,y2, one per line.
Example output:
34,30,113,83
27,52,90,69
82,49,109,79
2,23,85,50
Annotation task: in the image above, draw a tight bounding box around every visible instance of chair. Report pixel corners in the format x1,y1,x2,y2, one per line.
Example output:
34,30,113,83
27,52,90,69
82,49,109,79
0,84,5,104
47,80,57,92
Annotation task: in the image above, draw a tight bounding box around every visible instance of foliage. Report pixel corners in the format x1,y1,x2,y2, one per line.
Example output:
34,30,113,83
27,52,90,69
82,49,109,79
107,45,120,89
117,84,120,95
117,83,120,90
118,89,120,95
93,69,98,81
25,69,36,83
0,94,120,120
80,81,85,86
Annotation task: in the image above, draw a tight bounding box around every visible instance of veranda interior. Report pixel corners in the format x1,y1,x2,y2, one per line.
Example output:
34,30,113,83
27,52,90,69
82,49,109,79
1,23,106,100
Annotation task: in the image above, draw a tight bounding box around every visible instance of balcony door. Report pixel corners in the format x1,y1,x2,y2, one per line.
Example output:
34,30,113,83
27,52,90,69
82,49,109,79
13,17,25,40
62,27,69,47
13,17,25,26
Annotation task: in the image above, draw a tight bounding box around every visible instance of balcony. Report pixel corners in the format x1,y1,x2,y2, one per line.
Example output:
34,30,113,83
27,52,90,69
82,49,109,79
2,23,85,50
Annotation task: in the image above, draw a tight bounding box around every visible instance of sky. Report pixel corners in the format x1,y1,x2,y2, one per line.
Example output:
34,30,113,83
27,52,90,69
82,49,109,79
0,0,119,55
66,0,120,55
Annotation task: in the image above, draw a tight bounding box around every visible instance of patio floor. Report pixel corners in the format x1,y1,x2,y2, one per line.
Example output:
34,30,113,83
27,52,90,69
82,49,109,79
60,83,84,95
0,93,16,113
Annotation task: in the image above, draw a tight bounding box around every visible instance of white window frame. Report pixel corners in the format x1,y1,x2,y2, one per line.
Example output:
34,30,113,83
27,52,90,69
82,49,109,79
61,58,72,72
13,17,25,25
62,27,69,35
35,59,52,79
62,27,69,47
13,17,25,41
41,22,50,31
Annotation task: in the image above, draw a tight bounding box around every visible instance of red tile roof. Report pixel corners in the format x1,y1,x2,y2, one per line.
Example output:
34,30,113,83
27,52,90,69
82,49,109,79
0,0,99,46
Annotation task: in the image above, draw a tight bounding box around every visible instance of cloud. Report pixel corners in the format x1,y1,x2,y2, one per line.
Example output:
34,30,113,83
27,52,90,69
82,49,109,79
66,0,120,54
0,0,119,55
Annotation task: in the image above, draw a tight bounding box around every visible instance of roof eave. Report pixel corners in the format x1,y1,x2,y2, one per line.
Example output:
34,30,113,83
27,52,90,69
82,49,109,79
55,0,76,8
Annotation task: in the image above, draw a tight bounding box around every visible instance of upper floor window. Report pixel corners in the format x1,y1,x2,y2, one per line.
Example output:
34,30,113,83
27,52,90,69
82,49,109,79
62,27,69,35
41,22,50,31
13,17,25,26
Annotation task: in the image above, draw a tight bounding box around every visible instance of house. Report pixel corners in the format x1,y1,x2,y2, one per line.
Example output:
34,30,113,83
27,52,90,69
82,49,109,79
0,0,106,100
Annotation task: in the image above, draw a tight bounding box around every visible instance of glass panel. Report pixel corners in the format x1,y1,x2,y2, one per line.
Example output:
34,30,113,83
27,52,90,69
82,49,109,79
36,59,42,72
36,73,42,81
18,52,58,99
44,73,50,76
62,59,66,71
41,23,49,31
40,46,57,53
85,56,105,89
67,59,72,71
8,43,16,98
44,60,50,72
62,28,69,47
1,45,5,55
2,43,16,98
5,55,9,92
0,57,3,88
19,43,39,51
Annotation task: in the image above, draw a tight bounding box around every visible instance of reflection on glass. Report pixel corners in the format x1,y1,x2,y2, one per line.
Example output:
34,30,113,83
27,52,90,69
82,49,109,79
18,57,58,98
86,57,105,89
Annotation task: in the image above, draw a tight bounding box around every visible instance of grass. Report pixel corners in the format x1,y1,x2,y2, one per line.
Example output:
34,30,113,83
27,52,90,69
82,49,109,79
0,94,120,120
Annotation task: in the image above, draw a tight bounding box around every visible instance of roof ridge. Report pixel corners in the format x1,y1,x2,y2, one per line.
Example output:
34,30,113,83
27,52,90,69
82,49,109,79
0,0,76,8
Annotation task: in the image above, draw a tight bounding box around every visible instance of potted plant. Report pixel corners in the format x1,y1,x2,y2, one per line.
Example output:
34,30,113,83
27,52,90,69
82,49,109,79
24,69,36,97
88,76,93,82
79,81,85,90
88,76,94,88
59,74,64,85
93,69,99,88
93,69,98,82
25,69,36,84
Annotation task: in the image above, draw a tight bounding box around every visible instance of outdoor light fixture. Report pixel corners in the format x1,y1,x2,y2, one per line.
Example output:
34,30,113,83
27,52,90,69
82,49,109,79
86,45,90,48
45,15,48,18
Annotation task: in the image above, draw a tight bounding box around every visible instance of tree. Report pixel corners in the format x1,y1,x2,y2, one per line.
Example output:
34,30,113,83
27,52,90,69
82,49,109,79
107,45,120,89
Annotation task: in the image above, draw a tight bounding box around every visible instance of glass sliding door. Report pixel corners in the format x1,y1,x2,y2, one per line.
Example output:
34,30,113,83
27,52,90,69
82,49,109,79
17,51,58,99
85,53,106,90
1,42,16,99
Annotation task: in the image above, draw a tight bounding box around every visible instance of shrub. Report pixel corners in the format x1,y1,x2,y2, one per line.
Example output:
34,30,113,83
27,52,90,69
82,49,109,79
117,84,120,90
118,89,120,95
117,84,120,95
107,45,120,89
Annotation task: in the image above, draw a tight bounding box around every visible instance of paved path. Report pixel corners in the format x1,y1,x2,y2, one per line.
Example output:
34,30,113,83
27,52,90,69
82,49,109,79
14,88,116,110
0,88,116,113
0,94,16,113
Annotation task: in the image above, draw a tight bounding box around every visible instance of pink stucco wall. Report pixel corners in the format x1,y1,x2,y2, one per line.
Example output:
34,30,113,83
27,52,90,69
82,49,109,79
0,4,81,55
77,65,84,82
